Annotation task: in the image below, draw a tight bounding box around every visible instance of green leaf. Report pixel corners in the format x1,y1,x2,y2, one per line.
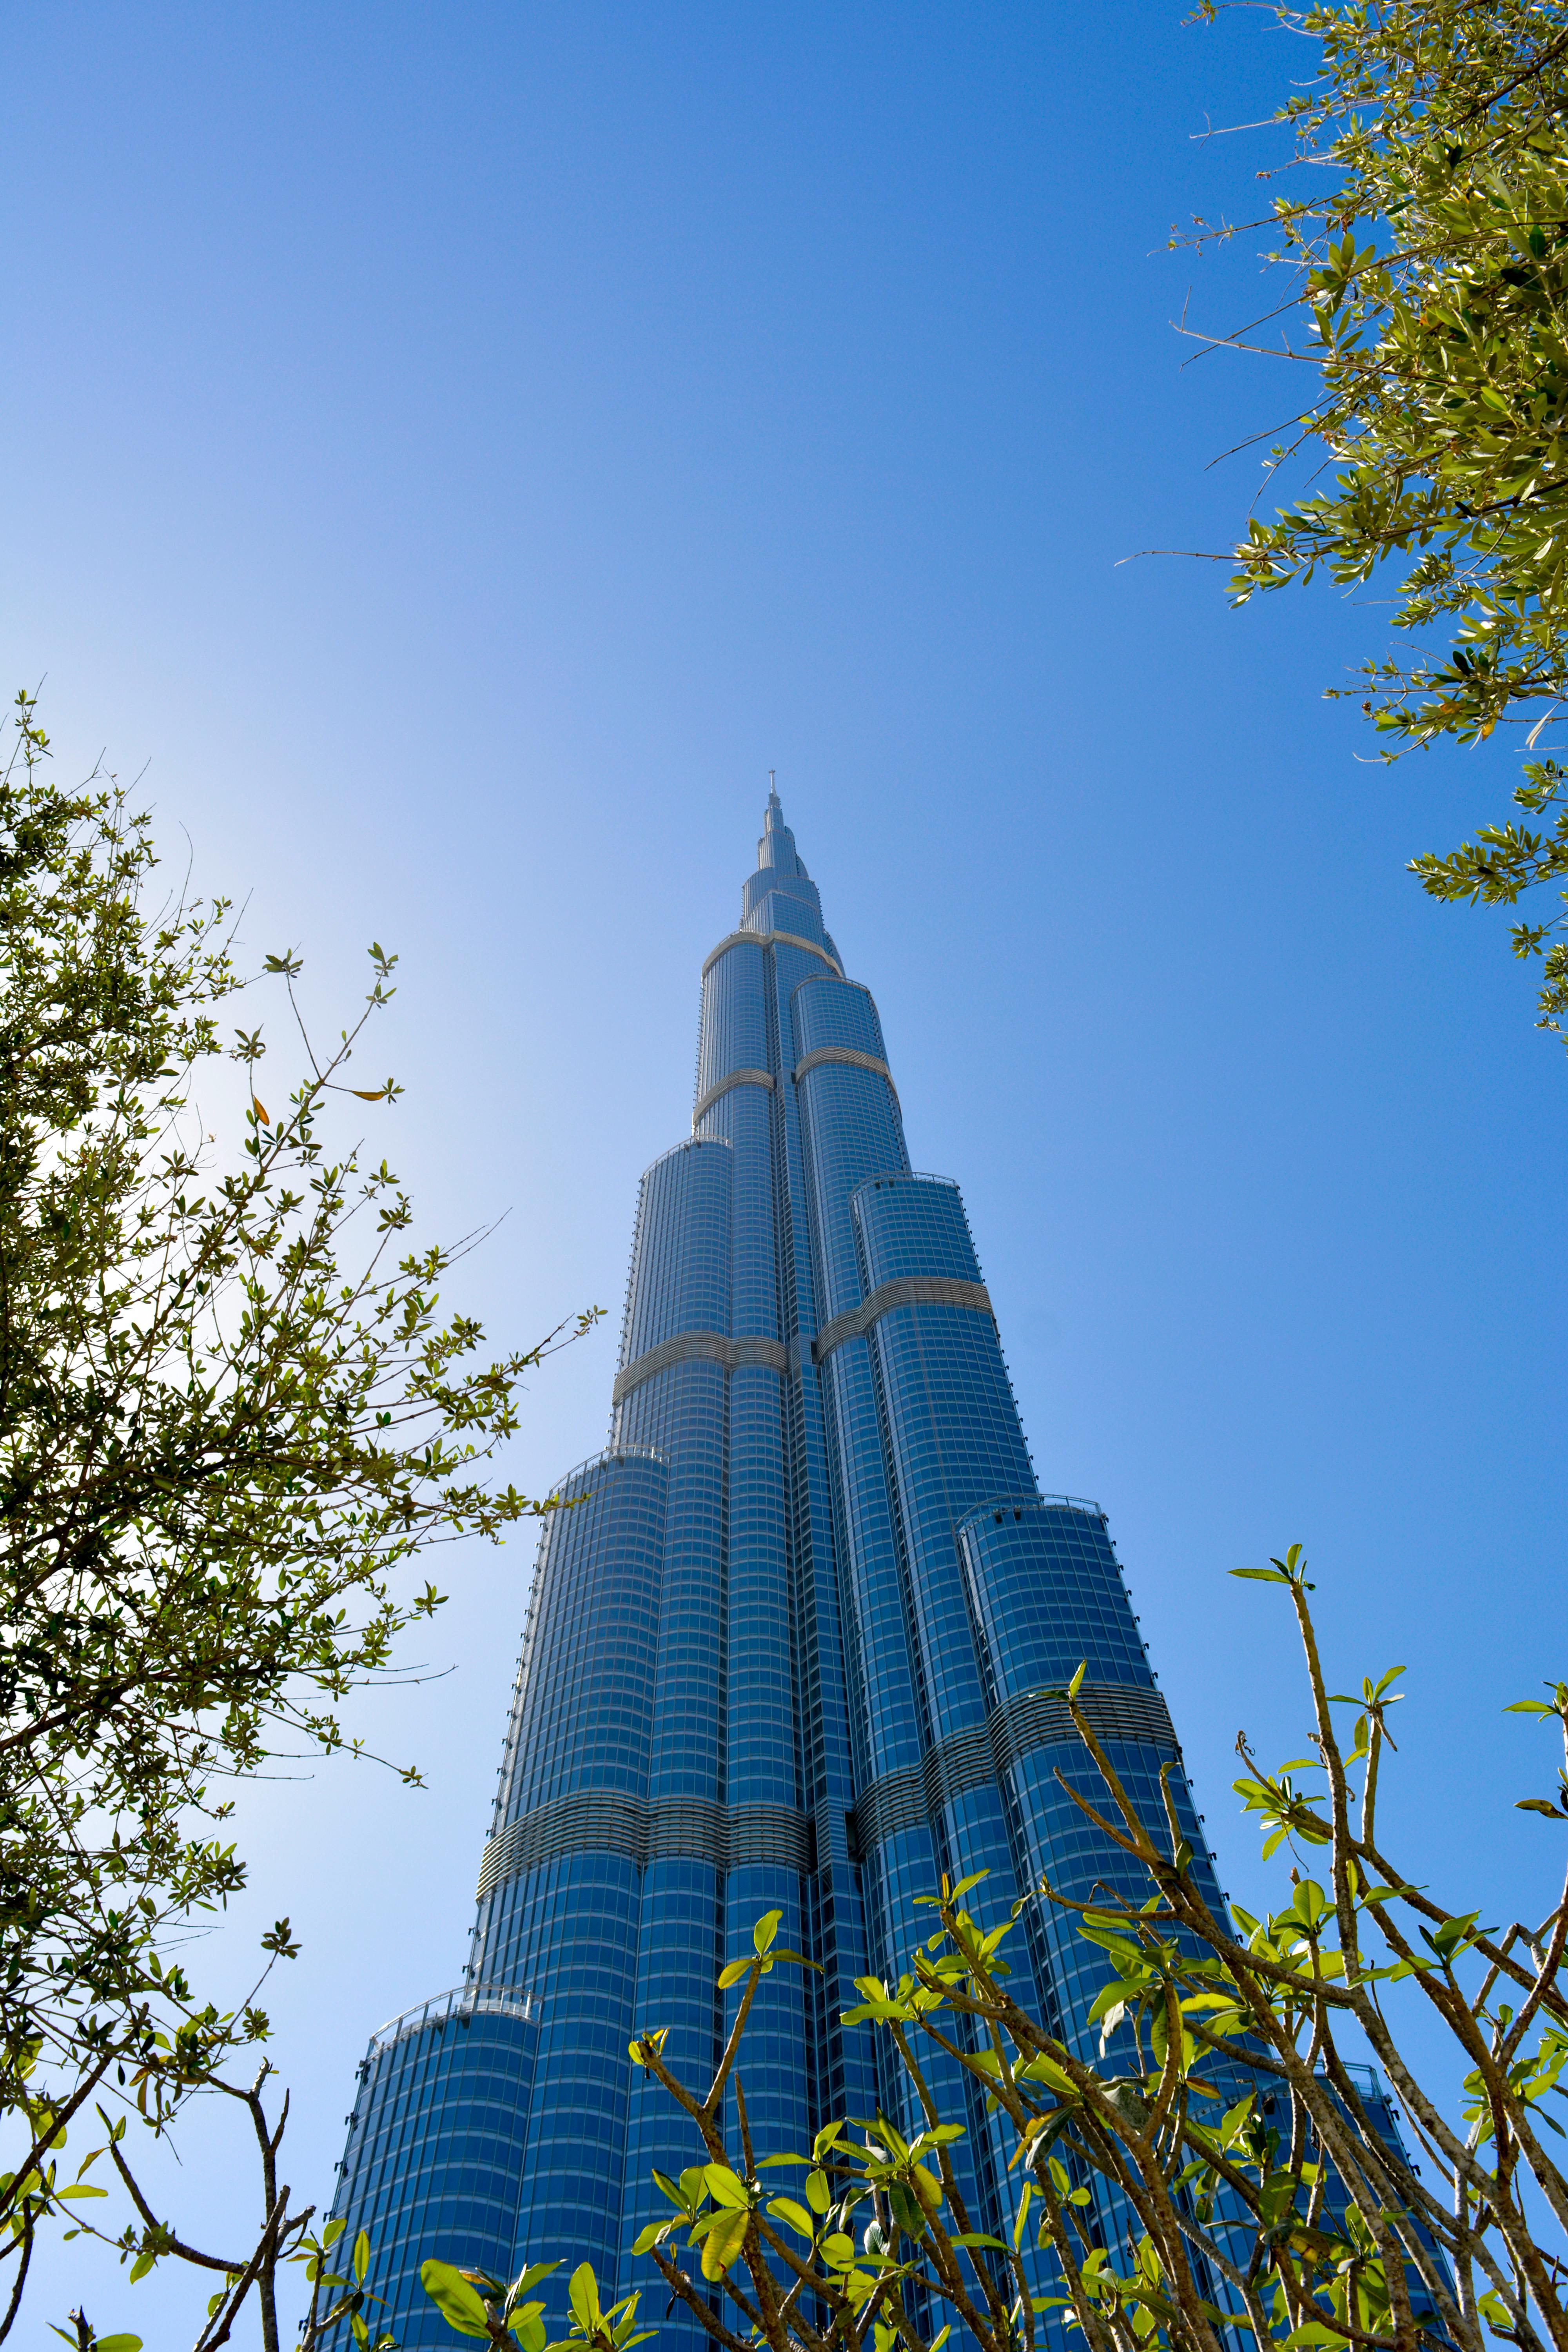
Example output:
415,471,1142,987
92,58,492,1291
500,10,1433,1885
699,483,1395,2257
753,1909,782,1955
767,2197,817,2238
609,2293,648,2350
354,2227,370,2284
717,1958,753,1989
699,2205,750,2280
569,2263,603,2333
96,2340,144,2352
1230,1568,1289,1584
1290,1879,1330,1928
1067,1662,1086,1698
703,2164,751,2210
421,2257,494,2337
1516,1799,1566,1818
513,2263,562,2298
806,2167,832,2214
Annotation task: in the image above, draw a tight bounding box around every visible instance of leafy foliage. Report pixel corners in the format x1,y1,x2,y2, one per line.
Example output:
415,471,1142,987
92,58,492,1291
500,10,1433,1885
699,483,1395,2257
421,2254,647,2352
0,691,598,2341
607,1555,1568,2352
1193,1,1568,1040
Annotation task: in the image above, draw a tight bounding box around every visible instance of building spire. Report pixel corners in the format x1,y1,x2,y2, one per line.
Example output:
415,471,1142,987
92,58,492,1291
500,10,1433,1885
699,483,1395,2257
757,776,799,871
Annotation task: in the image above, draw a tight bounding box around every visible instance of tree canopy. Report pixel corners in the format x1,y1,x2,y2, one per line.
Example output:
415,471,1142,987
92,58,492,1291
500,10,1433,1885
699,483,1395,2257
0,692,597,2345
1200,0,1568,1043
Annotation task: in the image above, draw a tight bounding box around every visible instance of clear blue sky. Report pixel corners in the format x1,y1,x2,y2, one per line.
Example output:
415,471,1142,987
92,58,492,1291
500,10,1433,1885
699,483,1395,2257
7,4,1564,2338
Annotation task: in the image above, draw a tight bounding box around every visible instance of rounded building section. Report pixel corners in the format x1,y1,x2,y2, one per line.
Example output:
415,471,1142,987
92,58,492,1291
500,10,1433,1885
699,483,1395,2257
956,1493,1148,1705
791,971,886,1065
332,1986,537,2351
620,1138,733,1367
695,935,770,1107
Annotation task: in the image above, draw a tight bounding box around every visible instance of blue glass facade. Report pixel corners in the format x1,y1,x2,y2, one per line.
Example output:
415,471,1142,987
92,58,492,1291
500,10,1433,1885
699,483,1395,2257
331,794,1228,2348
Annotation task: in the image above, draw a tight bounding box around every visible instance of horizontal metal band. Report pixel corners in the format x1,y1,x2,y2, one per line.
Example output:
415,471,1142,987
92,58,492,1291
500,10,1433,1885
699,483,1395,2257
363,1982,536,2060
478,1792,815,1896
692,1067,775,1127
612,1330,789,1405
851,1681,1178,1859
812,1276,993,1365
701,928,843,980
793,1046,895,1092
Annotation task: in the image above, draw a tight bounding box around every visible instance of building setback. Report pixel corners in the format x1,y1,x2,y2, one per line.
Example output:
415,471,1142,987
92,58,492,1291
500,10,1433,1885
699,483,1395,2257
331,793,1224,2349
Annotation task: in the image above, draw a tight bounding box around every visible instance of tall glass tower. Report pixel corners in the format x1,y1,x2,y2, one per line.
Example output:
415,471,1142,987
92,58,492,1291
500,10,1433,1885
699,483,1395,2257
332,794,1224,2348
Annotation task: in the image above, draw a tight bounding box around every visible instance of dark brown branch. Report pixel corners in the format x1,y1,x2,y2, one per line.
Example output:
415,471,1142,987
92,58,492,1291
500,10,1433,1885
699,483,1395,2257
647,2250,751,2352
194,2190,287,2352
0,2214,34,2347
103,2129,250,2274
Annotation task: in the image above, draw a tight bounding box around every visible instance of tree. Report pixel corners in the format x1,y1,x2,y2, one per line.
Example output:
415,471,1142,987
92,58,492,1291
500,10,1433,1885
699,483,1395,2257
477,1552,1568,2352
48,2054,399,2352
1192,0,1568,1045
0,690,599,2342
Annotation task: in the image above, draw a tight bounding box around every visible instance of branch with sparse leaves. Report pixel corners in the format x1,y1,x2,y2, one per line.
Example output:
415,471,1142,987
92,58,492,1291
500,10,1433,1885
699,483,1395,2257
0,686,601,2339
1178,2,1568,1046
552,1559,1568,2352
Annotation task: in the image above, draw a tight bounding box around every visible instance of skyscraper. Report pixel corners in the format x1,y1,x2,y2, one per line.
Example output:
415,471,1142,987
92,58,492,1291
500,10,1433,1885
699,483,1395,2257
332,793,1224,2349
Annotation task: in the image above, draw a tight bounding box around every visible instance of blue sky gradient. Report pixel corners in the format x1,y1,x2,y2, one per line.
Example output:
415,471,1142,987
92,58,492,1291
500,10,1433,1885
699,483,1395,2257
5,4,1564,2338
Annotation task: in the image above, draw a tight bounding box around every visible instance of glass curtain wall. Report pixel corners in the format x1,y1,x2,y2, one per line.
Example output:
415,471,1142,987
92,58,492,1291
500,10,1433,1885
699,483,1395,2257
330,794,1227,2350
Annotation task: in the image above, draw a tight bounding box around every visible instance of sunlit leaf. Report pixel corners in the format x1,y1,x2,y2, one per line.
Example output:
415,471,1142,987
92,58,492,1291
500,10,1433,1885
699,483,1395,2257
421,2258,493,2337
699,2206,750,2280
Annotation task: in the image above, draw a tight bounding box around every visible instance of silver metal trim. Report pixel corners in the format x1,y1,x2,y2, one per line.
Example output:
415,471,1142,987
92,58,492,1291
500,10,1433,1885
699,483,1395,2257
477,1793,815,1897
692,1067,775,1127
612,1329,789,1405
363,1982,535,2054
701,929,844,980
793,1045,895,1092
812,1276,994,1365
851,1682,1179,1858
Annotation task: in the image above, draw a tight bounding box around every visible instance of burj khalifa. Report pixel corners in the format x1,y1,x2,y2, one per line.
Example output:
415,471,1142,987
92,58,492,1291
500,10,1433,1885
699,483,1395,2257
331,791,1223,2347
